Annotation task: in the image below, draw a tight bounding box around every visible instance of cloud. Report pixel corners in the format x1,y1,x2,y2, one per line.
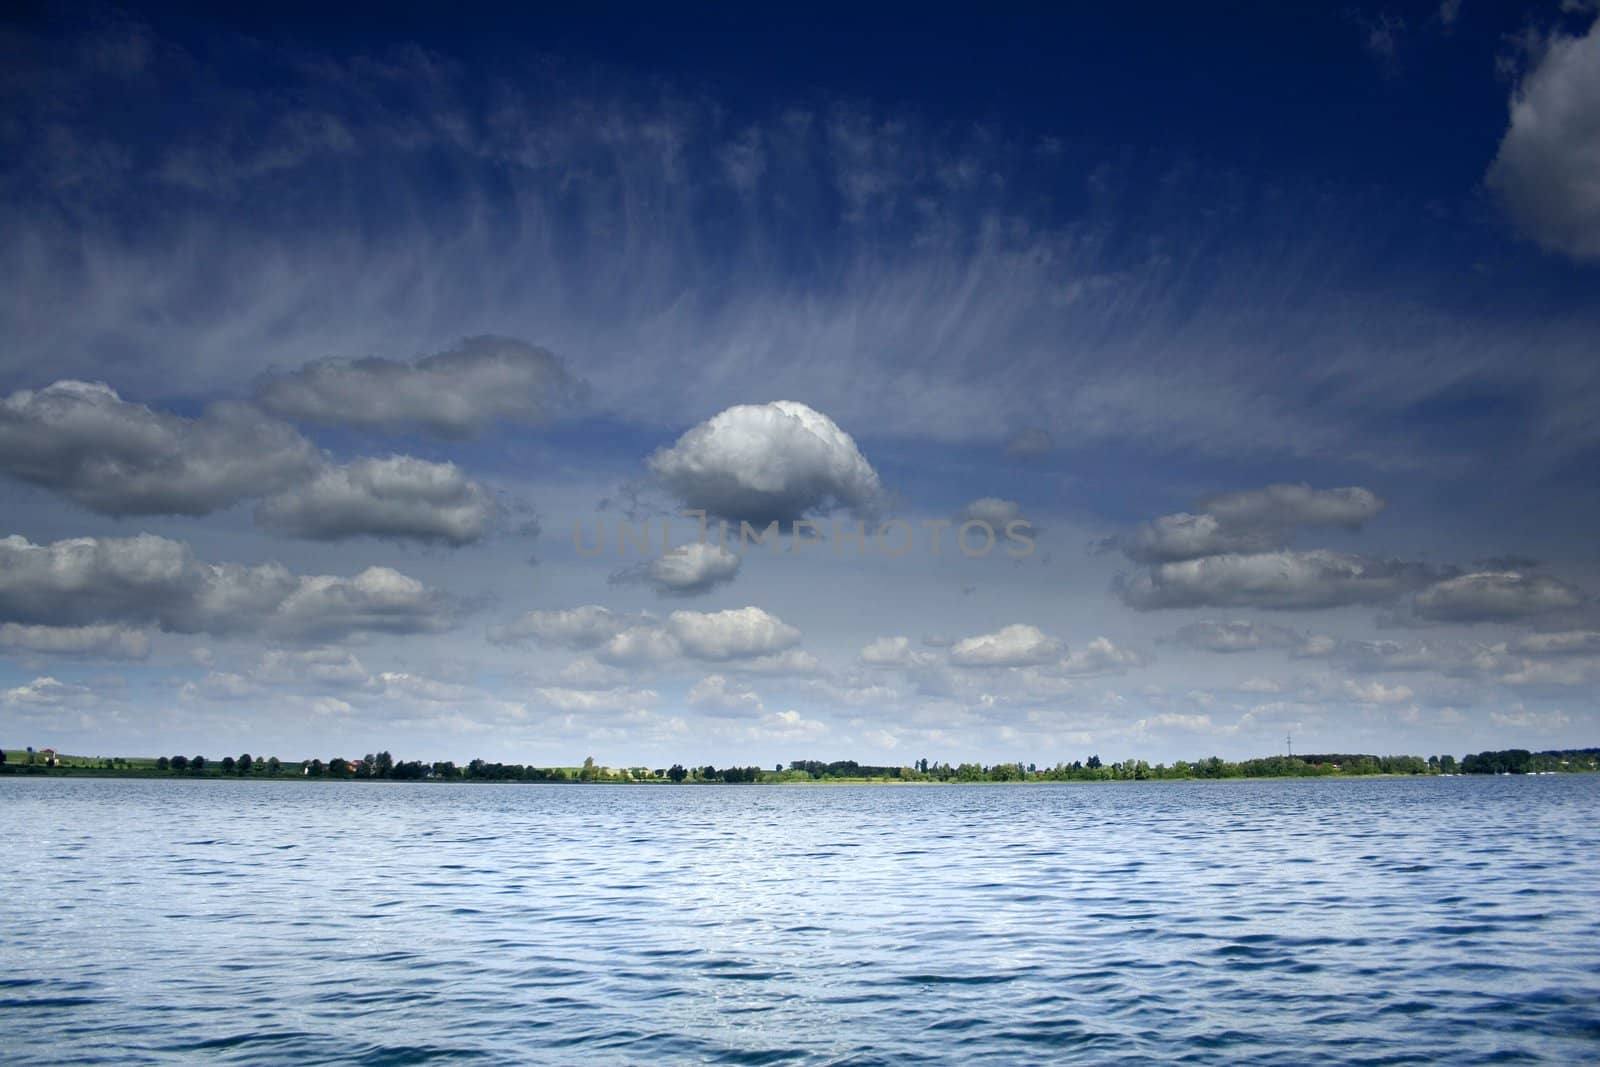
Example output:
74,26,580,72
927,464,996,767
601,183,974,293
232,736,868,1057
686,674,765,714
949,623,1065,667
859,635,917,667
1486,17,1600,260
489,603,803,666
1342,679,1415,705
1509,630,1600,656
0,380,318,516
647,401,885,525
609,542,742,597
534,686,660,714
1004,428,1053,458
256,456,499,545
667,606,801,661
1112,484,1385,563
1198,484,1385,531
1173,619,1302,653
0,622,151,660
957,497,1023,528
0,533,460,642
3,676,97,708
1490,707,1572,731
1413,571,1585,622
1059,636,1149,676
256,336,583,437
1118,550,1443,611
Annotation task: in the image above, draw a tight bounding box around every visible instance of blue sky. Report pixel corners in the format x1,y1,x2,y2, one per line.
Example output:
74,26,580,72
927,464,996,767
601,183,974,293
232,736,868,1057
2,1,1598,766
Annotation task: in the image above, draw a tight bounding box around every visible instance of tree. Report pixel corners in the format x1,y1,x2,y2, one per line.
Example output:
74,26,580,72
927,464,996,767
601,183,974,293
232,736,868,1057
155,756,168,771
580,756,598,782
221,756,236,774
0,748,6,766
171,755,188,771
190,755,206,773
1086,755,1102,770
266,756,281,775
327,756,347,777
375,751,394,778
238,753,253,775
667,763,687,783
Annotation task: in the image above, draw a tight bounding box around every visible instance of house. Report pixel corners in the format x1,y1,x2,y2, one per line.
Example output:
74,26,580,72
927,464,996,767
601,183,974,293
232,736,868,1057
39,747,59,767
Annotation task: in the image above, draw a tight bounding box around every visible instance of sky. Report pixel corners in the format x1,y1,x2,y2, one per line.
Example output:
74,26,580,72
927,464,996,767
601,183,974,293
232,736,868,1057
2,1,1598,767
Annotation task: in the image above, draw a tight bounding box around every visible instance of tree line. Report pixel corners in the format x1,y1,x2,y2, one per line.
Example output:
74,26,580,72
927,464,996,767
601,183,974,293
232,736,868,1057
6,746,1598,781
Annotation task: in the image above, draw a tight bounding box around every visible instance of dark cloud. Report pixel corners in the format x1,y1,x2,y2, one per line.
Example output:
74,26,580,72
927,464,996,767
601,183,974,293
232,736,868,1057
0,533,461,642
1486,18,1600,261
257,336,584,438
0,380,318,516
1413,571,1586,623
255,456,499,545
1113,484,1385,564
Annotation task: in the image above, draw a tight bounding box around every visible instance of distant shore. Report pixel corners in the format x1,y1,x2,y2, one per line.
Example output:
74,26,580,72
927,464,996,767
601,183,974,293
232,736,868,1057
5,747,1596,784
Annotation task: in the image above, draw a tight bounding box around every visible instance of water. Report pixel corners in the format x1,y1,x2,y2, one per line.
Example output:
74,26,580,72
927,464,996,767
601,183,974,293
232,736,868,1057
3,776,1598,1065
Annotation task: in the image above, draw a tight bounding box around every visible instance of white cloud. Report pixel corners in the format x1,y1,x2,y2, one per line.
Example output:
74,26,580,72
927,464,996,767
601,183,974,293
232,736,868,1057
257,335,583,437
1509,630,1600,656
490,606,633,648
1118,550,1440,611
1173,619,1302,653
0,622,151,660
667,606,801,661
534,686,660,714
256,455,499,545
1486,17,1600,260
859,635,917,667
1342,679,1415,705
3,675,96,708
1413,571,1585,622
1059,636,1149,676
686,674,765,714
609,542,741,597
1490,707,1573,731
949,624,1064,667
647,400,884,524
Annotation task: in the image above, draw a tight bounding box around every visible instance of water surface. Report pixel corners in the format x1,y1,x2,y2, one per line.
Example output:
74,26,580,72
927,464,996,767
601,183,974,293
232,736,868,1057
4,776,1598,1064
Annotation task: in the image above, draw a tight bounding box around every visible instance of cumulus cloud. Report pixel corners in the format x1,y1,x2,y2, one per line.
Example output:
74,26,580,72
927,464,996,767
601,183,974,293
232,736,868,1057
0,533,459,642
0,380,318,516
0,622,151,660
1199,484,1385,531
667,606,801,661
859,635,917,667
686,674,765,714
647,401,885,525
1112,484,1385,564
957,497,1023,528
1486,17,1600,260
949,623,1065,667
1059,636,1149,676
1118,550,1442,611
1341,679,1415,705
1509,630,1600,656
489,603,803,666
256,336,583,437
1413,571,1585,622
609,542,741,597
3,676,97,708
489,605,632,648
256,456,499,545
534,685,660,715
1173,619,1302,653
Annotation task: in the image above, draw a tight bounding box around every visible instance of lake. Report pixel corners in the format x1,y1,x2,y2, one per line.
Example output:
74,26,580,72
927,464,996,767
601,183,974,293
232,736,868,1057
3,775,1599,1064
